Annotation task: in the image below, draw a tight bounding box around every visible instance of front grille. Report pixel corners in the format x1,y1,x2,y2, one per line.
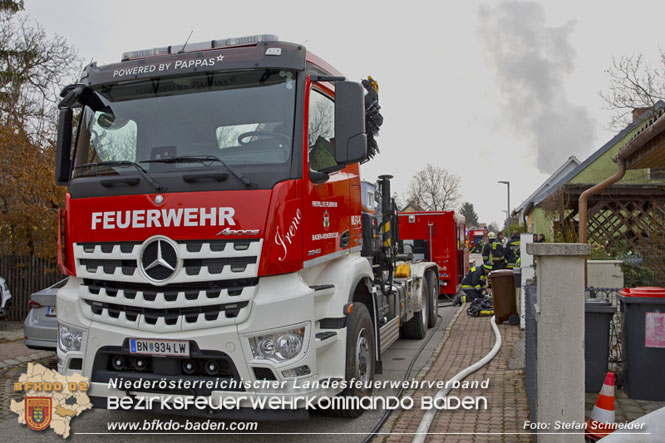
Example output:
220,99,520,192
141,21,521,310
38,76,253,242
73,238,263,284
84,299,248,325
79,257,257,277
80,239,254,254
81,241,139,254
83,278,255,300
80,278,257,332
74,237,262,332
80,259,137,276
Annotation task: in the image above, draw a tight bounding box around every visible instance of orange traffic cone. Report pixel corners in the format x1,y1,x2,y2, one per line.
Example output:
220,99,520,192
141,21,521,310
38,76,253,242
585,372,617,441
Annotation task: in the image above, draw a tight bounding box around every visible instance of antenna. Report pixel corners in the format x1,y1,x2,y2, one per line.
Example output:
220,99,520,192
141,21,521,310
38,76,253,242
178,30,194,53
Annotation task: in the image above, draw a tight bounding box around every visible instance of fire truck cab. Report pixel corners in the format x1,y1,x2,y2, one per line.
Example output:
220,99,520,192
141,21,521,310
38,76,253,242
53,35,438,418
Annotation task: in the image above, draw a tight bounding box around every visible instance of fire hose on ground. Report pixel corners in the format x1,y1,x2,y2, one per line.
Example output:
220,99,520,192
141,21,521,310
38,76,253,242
411,315,503,443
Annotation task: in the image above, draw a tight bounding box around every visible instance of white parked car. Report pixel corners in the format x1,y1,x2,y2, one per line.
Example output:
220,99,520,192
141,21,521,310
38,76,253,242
0,277,12,319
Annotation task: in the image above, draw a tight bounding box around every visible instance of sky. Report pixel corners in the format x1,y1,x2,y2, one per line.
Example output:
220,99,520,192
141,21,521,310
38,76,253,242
22,0,665,227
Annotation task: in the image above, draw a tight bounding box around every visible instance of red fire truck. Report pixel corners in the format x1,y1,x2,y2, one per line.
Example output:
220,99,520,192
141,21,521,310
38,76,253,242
53,34,439,418
467,228,488,253
398,212,468,298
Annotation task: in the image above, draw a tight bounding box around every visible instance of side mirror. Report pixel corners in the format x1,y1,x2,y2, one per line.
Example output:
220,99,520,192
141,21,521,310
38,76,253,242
55,108,73,185
309,169,330,184
334,81,367,165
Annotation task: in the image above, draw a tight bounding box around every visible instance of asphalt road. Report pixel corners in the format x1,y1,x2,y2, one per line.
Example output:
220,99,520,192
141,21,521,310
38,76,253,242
1,304,458,442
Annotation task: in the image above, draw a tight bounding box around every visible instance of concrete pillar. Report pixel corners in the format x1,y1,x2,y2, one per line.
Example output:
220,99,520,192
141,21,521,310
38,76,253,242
519,233,535,329
526,243,590,443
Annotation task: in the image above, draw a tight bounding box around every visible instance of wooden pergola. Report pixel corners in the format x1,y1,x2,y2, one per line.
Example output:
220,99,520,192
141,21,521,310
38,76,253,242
578,111,665,244
554,184,665,245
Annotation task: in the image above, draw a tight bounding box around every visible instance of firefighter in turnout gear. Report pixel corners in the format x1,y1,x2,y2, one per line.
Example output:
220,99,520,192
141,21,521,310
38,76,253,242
505,230,521,269
481,232,495,262
471,239,484,254
483,231,506,270
453,262,492,306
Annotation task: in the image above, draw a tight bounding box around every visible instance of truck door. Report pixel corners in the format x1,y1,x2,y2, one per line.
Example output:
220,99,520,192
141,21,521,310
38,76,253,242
302,83,355,266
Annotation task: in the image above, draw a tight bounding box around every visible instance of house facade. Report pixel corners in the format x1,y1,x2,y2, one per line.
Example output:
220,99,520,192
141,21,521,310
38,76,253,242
518,103,665,242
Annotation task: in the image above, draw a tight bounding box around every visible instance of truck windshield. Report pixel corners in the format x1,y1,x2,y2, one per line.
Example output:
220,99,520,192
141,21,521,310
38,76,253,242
72,70,296,182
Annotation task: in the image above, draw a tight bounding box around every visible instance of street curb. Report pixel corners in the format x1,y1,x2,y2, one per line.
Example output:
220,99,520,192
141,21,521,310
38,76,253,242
376,305,465,441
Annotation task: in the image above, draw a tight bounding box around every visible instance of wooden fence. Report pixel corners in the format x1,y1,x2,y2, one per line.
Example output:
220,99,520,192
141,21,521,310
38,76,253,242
0,255,64,321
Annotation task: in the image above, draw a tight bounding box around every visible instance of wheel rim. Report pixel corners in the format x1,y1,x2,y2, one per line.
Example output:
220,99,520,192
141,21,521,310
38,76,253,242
355,328,371,384
432,277,438,312
421,290,428,327
428,278,436,325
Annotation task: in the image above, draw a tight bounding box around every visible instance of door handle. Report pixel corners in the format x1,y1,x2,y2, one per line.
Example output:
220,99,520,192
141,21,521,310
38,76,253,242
340,230,350,248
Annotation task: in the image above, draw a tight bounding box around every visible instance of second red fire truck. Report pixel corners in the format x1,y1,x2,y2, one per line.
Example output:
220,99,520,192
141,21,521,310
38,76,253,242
398,211,468,298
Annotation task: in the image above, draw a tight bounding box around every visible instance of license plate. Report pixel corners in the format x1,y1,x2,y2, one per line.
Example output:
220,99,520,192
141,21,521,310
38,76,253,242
46,307,57,316
129,339,190,357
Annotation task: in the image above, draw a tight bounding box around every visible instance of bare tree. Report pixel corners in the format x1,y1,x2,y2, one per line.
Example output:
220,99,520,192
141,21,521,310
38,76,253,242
391,192,403,211
308,97,333,146
600,51,665,129
0,4,80,144
405,164,461,211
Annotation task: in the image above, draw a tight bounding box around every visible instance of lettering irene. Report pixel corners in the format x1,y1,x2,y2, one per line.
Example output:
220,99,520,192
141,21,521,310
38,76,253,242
91,208,235,230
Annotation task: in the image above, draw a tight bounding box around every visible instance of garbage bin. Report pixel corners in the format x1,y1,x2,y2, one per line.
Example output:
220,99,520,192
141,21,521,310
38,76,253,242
618,287,665,401
513,267,522,288
489,270,519,325
585,298,616,393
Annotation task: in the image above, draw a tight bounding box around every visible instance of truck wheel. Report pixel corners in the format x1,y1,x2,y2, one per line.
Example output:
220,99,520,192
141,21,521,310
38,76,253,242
323,303,375,418
427,271,438,328
402,277,428,339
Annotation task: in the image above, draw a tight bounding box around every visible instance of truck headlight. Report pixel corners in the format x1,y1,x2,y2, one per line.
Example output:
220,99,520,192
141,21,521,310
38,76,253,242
58,325,83,353
249,327,305,363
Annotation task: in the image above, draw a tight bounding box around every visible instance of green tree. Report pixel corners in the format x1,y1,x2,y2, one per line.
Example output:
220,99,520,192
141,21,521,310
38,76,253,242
0,1,23,12
459,202,479,227
0,3,79,260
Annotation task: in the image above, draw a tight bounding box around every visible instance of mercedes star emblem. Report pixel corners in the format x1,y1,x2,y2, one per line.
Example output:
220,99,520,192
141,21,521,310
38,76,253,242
139,237,179,283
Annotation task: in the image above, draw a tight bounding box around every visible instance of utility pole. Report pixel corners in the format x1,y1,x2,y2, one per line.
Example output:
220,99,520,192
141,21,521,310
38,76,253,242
498,180,510,236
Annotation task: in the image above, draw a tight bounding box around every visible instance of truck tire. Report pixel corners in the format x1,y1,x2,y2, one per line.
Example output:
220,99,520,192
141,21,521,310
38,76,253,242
427,271,438,328
402,277,428,339
322,303,375,418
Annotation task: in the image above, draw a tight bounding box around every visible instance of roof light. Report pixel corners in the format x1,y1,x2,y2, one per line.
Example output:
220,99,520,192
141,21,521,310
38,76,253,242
213,34,278,48
122,46,170,61
121,34,279,61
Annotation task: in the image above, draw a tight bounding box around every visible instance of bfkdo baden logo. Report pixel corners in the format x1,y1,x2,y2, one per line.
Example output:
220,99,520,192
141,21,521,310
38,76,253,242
25,397,52,431
10,363,92,438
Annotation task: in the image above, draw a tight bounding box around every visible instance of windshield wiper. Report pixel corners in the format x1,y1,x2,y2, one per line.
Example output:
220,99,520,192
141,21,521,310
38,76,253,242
74,161,165,191
141,155,252,186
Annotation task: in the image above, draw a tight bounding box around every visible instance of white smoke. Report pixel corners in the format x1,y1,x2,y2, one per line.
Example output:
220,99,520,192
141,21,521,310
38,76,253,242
478,1,593,174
